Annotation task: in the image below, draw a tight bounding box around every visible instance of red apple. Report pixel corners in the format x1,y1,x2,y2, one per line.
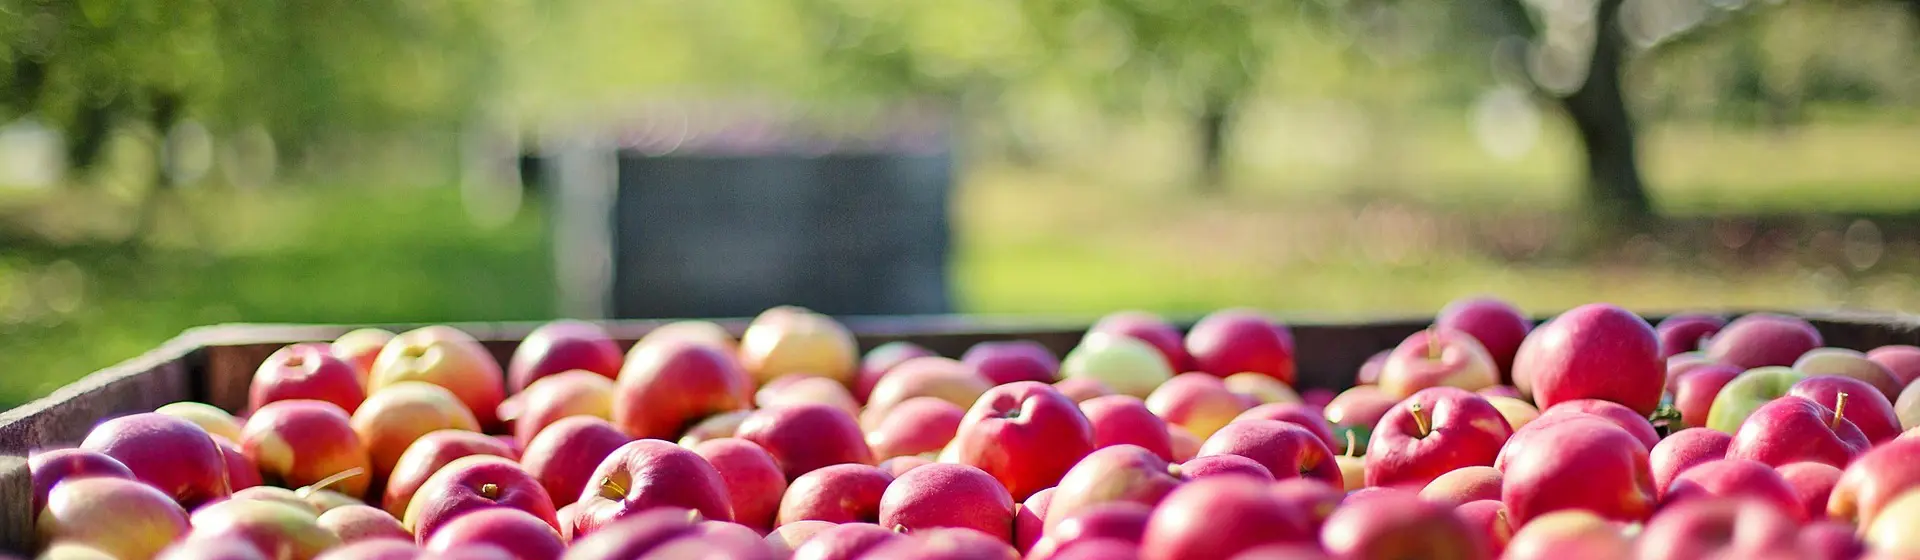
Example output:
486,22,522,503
1148,373,1252,440
1420,466,1503,507
766,520,837,556
777,464,893,525
1197,419,1341,486
570,439,731,535
505,370,614,446
313,539,424,560
1138,476,1313,560
155,536,273,560
154,401,245,442
188,498,341,560
1727,395,1869,468
1539,399,1659,449
1512,303,1663,415
738,307,859,386
1706,313,1823,370
1649,427,1733,499
1799,521,1867,560
368,325,507,427
564,506,774,559
677,409,752,448
1234,403,1337,451
382,429,514,518
860,527,1018,560
877,463,1015,542
1322,386,1398,447
1366,387,1512,489
1453,500,1513,558
508,320,623,391
1498,510,1630,560
612,340,752,440
251,343,366,414
787,522,900,560
963,340,1060,385
1179,454,1274,480
856,341,937,404
1080,395,1175,461
332,328,396,382
1377,328,1500,398
1184,308,1296,383
1224,372,1304,405
1484,396,1539,432
1791,375,1901,443
1436,296,1532,379
520,415,630,509
79,412,230,507
28,448,134,516
36,476,189,560
1268,477,1344,534
865,396,966,460
757,374,862,417
1014,487,1053,554
211,435,263,492
1088,311,1194,373
1654,313,1725,359
1777,461,1843,522
1663,459,1802,519
1043,444,1183,534
237,400,370,501
1673,364,1742,430
1828,437,1920,527
1868,344,1920,388
1029,501,1151,559
422,507,565,560
1497,416,1655,525
348,381,481,481
403,455,558,541
1795,348,1903,401
691,437,787,532
737,403,875,480
1319,489,1486,560
316,504,409,543
878,456,932,477
634,320,737,355
952,381,1093,500
863,357,992,428
1634,498,1797,560
1055,376,1119,403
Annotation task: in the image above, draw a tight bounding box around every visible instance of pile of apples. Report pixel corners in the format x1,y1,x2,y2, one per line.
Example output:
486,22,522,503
29,302,1920,560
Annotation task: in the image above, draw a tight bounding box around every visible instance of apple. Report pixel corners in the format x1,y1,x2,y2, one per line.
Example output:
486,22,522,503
559,506,771,559
1663,459,1802,519
1366,387,1512,489
1435,297,1531,377
1795,348,1903,402
36,476,189,560
1138,476,1313,560
1322,386,1398,445
1706,313,1823,369
1173,454,1268,481
1498,416,1655,525
238,400,370,501
765,520,836,557
1649,427,1733,499
1672,364,1741,430
1351,350,1390,387
1828,437,1920,528
1184,308,1296,383
1054,376,1118,403
867,396,967,460
738,307,859,386
230,485,323,513
1147,373,1252,440
204,433,262,492
1798,521,1866,560
1791,375,1902,443
677,409,752,448
791,522,902,560
691,437,787,531
368,325,507,427
251,343,366,414
79,412,230,507
777,464,894,525
381,429,514,517
154,401,246,442
737,403,876,480
1864,489,1920,555
316,504,410,543
422,507,565,560
1665,352,1721,392
878,456,932,477
1028,501,1151,559
155,536,273,560
1726,395,1869,468
1498,510,1631,560
188,498,342,560
1420,466,1503,507
877,463,1015,542
962,340,1060,385
1654,313,1725,359
1320,489,1486,560
1634,498,1797,560
1512,303,1663,415
1234,403,1337,451
862,357,992,428
1264,478,1343,536
1377,328,1500,398
1078,395,1175,461
1164,424,1198,462
520,415,630,509
1196,419,1341,486
313,539,424,560
1539,399,1659,449
570,439,731,535
504,370,614,446
332,328,396,382
1484,396,1539,431
1776,461,1843,522
757,374,861,417
28,448,134,515
1902,381,1920,431
859,527,1018,560
1223,372,1303,405
855,341,937,404
403,455,557,541
1706,367,1807,433
1452,500,1512,558
612,341,751,440
1087,311,1193,372
1043,445,1183,532
508,320,623,391
635,320,737,354
348,381,480,481
1868,344,1920,388
1014,487,1054,554
1061,335,1174,399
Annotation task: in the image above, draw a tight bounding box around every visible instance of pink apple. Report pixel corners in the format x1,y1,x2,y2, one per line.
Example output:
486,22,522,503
348,381,481,481
777,464,893,525
1868,345,1920,388
36,476,190,559
877,463,1015,542
1079,395,1175,461
1453,500,1512,557
952,381,1095,501
250,343,366,414
519,416,630,510
1196,419,1341,486
1799,521,1867,560
331,328,396,382
508,319,623,391
316,504,410,543
1828,437,1920,528
383,429,515,518
1054,376,1118,403
859,527,1017,560
1727,395,1869,468
1234,402,1337,451
241,400,372,500
154,401,245,442
862,357,992,428
1014,487,1054,554
368,325,507,427
570,440,731,535
1499,510,1630,560
1322,386,1398,436
1366,387,1512,489
188,498,341,560
1138,476,1313,560
1654,313,1725,359
1043,445,1183,532
1663,459,1803,519
1673,364,1742,430
28,448,134,516
691,438,787,531
962,340,1060,385
422,507,564,560
403,455,557,541
1224,372,1304,405
1179,454,1274,481
1539,399,1659,449
1320,489,1487,560
756,374,862,417
766,520,837,557
856,341,937,404
1377,328,1500,398
1420,466,1503,507
1147,373,1252,440
634,320,737,355
613,340,752,440
1436,296,1532,380
1649,428,1733,499
1028,501,1152,559
1794,348,1903,401
506,370,614,447
1512,303,1664,415
1705,313,1823,370
738,307,859,386
1498,416,1655,525
1185,308,1296,384
737,403,875,480
865,396,966,460
1791,375,1902,443
1634,498,1797,560
677,409,752,448
791,522,903,560
1088,311,1194,373
1777,461,1843,522
80,412,230,507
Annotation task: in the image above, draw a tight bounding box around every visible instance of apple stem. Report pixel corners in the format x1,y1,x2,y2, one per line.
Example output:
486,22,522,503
600,476,628,499
1410,402,1431,438
1344,430,1358,457
1831,392,1849,429
294,467,365,498
479,483,500,499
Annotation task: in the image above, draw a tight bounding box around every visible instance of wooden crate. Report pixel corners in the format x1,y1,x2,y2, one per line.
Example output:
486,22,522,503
3,311,1917,553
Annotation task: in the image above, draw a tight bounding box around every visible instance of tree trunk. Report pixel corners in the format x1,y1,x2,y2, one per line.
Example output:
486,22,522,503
1197,94,1233,192
1561,0,1654,234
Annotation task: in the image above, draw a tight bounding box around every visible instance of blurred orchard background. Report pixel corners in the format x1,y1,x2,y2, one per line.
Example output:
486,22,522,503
1,0,1918,408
